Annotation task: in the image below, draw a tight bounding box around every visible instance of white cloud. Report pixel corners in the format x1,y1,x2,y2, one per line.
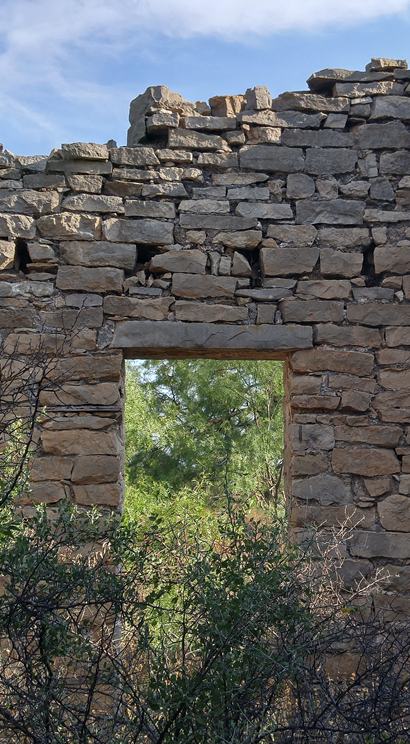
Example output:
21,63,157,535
1,0,410,150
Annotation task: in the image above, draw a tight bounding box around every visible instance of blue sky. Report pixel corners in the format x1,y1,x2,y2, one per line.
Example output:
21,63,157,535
1,0,410,155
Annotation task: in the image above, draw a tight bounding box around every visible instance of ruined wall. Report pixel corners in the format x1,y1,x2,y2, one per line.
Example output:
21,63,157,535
1,56,410,614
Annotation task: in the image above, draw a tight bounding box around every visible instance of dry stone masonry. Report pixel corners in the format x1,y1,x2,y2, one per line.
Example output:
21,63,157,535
2,56,410,615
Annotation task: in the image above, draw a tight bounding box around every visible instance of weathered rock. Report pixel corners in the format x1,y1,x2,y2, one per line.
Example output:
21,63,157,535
73,483,121,507
293,473,352,505
292,453,328,476
245,86,272,110
315,324,381,347
37,213,101,240
103,218,174,244
179,214,257,231
296,279,351,299
236,202,293,219
0,240,15,270
271,92,350,113
280,299,344,323
62,142,109,160
231,252,252,277
351,531,410,559
291,423,335,452
127,85,195,145
60,241,136,270
287,174,315,199
374,390,410,423
184,115,237,130
71,455,119,484
296,199,364,225
227,186,269,200
335,81,404,97
320,248,363,277
179,199,229,214
371,96,410,120
261,245,319,276
355,121,410,149
172,274,236,298
239,145,304,173
150,249,206,274
305,149,357,175
214,230,262,249
104,296,171,320
146,112,179,132
56,266,124,293
62,194,124,213
282,130,352,147
113,320,312,354
365,208,410,222
267,224,317,245
246,126,281,144
48,159,112,175
124,200,175,219
169,129,228,151
374,245,410,274
332,447,399,476
0,189,59,216
209,95,244,117
318,227,370,247
347,303,410,326
41,429,120,456
378,495,410,532
335,424,402,447
0,213,35,239
175,301,247,322
380,150,410,175
291,349,374,376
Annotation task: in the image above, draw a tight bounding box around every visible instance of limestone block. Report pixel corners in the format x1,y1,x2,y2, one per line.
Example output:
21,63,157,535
172,274,237,298
261,245,318,276
110,147,159,166
371,96,410,120
374,390,410,423
197,152,238,167
0,240,14,270
340,389,371,412
40,382,120,407
305,149,357,175
386,327,410,345
24,173,66,189
286,174,315,199
296,199,364,225
239,145,304,173
0,189,59,216
209,95,244,117
150,249,206,274
246,127,281,144
214,230,262,249
235,202,293,219
292,453,328,476
347,303,410,326
240,110,324,128
0,213,35,239
72,455,120,484
62,194,124,214
282,130,351,147
315,324,381,347
146,112,180,132
267,224,317,246
73,483,121,507
37,212,101,240
112,320,313,355
318,227,370,247
291,349,374,376
179,199,230,214
56,266,123,293
335,425,402,447
30,456,74,481
320,248,363,277
179,214,257,231
293,473,352,505
60,241,136,270
280,299,344,323
378,495,410,532
365,208,410,222
332,447,399,476
335,81,404,97
271,92,350,113
296,279,351,299
245,86,272,110
41,429,120,456
380,151,410,175
169,129,228,151
291,424,335,452
175,301,248,322
351,531,410,559
379,369,410,390
0,308,36,328
104,296,171,320
142,183,187,198
67,174,103,193
27,482,69,504
231,252,252,277
355,121,410,149
124,201,175,219
226,186,269,200
47,159,112,175
103,217,174,245
184,115,237,130
62,142,109,160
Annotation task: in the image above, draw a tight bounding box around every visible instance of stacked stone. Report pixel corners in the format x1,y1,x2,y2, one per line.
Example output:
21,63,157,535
1,57,410,615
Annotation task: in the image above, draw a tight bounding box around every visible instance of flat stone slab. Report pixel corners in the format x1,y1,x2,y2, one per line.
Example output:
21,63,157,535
112,321,313,359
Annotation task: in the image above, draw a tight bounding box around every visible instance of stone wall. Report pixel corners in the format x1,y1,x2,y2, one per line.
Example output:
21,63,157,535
1,56,410,614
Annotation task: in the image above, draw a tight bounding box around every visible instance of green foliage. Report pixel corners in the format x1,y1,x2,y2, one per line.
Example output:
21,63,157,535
125,359,284,521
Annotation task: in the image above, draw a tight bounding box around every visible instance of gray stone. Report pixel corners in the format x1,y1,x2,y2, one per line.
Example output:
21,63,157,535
127,85,195,145
282,130,351,147
280,299,344,323
374,245,410,273
236,288,291,301
365,209,410,223
348,303,410,326
355,121,410,149
103,296,171,320
68,174,103,193
318,227,370,247
60,241,136,270
293,474,351,505
235,202,293,219
367,57,407,71
197,152,238,167
227,186,269,200
245,86,272,110
172,273,236,298
56,266,124,293
169,129,228,151
110,147,160,166
112,320,313,354
124,200,175,219
213,172,269,186
320,248,363,277
325,113,348,129
146,112,179,133
0,189,59,216
287,174,315,199
184,115,237,130
47,159,112,176
380,151,410,175
231,252,252,277
305,149,357,175
370,178,395,201
296,199,364,225
246,127,281,144
102,218,174,245
267,224,317,246
62,142,109,160
350,531,410,559
261,245,319,276
335,81,404,97
179,199,229,214
315,324,381,347
62,194,124,213
296,279,351,299
271,92,350,113
340,181,370,198
0,240,15,270
179,214,257,231
239,145,304,173
23,173,65,189
142,183,188,198
214,230,262,249
150,249,206,274
240,110,324,128
37,213,101,240
175,302,248,322
371,96,410,120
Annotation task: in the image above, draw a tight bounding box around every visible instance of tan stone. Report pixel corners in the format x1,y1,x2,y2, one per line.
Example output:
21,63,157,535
30,456,73,481
54,353,123,383
37,212,101,240
335,424,402,447
314,324,382,347
379,369,410,390
40,382,120,407
172,274,237,299
378,494,410,531
373,390,410,423
291,349,374,376
364,478,392,498
292,453,328,476
292,394,340,410
214,230,262,249
41,430,121,456
56,266,124,293
0,240,15,270
72,455,120,484
320,248,363,278
27,482,69,505
332,447,400,476
150,249,206,274
281,300,344,323
386,327,410,346
104,296,172,320
73,483,121,507
0,213,35,239
60,241,136,270
296,280,351,300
